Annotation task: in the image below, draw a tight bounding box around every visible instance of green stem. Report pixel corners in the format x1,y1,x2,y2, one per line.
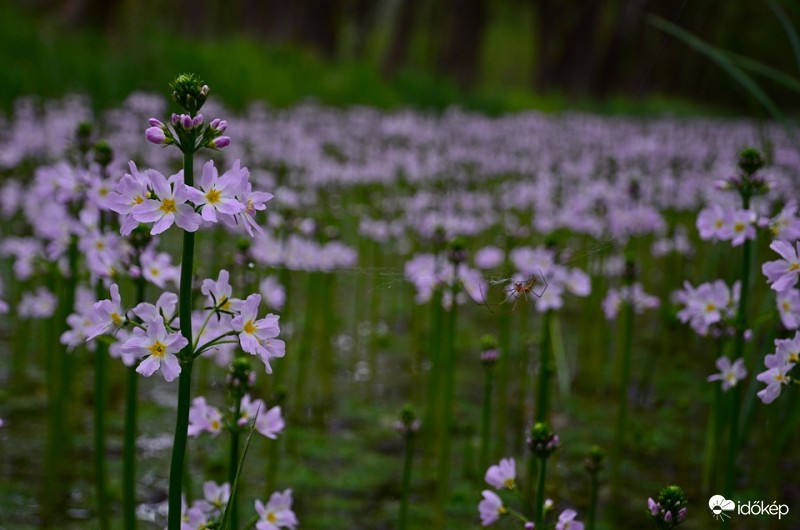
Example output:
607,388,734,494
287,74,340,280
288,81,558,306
724,195,752,498
123,276,145,530
434,272,459,529
480,367,494,472
588,470,599,530
94,282,110,530
167,148,196,530
535,311,553,423
399,432,414,530
229,401,242,530
612,290,635,496
534,457,548,526
424,289,443,470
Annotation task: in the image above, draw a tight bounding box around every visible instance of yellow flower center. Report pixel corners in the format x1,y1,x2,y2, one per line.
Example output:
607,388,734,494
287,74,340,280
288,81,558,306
95,241,105,250
705,303,716,313
160,198,177,214
734,222,745,233
99,186,110,197
132,195,145,205
789,262,800,272
111,312,123,326
211,419,220,431
267,512,277,523
775,373,789,383
205,188,222,204
148,340,167,358
504,479,515,489
243,320,256,334
789,352,799,363
150,267,160,277
714,219,723,229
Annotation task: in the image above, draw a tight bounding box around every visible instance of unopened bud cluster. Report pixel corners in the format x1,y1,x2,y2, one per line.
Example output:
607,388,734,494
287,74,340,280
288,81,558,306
647,485,688,529
227,357,255,392
527,422,560,459
480,335,500,366
583,445,605,474
395,406,421,436
145,74,230,153
715,147,769,201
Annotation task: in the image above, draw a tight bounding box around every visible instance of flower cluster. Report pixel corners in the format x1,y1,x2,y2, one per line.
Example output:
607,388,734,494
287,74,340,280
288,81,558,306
647,485,688,529
602,283,660,320
527,422,560,459
187,394,284,439
674,280,740,337
179,482,297,530
478,456,583,528
696,205,757,246
82,269,285,380
756,331,800,404
108,159,272,237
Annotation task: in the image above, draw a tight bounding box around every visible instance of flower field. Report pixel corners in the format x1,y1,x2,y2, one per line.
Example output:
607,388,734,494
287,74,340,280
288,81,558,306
0,78,799,529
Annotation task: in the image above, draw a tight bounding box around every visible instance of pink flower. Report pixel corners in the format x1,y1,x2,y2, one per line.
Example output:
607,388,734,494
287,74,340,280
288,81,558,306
707,356,747,391
184,160,245,223
87,283,125,340
255,489,298,530
484,457,516,489
255,405,285,439
478,490,505,526
145,126,167,145
696,205,727,241
122,318,187,382
187,396,223,437
556,509,584,530
777,289,800,329
231,294,285,373
762,240,800,292
720,209,757,246
131,170,202,235
107,162,151,236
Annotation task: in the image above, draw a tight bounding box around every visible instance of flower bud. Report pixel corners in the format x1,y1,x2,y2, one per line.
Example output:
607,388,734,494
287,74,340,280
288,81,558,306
527,422,560,459
584,445,605,474
181,114,193,131
93,141,113,168
148,118,165,128
170,73,209,114
145,126,167,145
210,136,231,149
648,485,688,529
447,238,468,265
738,147,765,176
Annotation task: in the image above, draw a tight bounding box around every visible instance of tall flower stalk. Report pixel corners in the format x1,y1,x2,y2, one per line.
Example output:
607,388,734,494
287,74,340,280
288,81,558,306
479,336,499,471
722,148,767,498
397,406,420,530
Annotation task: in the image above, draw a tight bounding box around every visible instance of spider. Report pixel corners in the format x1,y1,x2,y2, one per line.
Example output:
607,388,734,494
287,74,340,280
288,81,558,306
478,269,548,313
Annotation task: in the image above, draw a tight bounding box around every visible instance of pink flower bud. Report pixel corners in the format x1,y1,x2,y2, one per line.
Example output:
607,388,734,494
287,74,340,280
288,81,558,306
211,136,230,149
148,118,165,128
192,114,204,128
181,114,193,130
145,126,166,144
171,113,180,125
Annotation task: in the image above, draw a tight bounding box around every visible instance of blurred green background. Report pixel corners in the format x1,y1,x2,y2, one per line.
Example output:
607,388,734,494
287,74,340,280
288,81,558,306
3,0,800,114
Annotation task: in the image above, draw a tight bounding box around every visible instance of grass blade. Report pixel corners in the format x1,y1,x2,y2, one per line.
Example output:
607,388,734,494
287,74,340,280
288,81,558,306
765,0,800,74
725,50,800,94
219,406,260,530
647,15,784,121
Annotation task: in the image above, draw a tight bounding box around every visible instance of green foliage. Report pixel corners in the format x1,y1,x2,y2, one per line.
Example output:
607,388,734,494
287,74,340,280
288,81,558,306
0,2,727,116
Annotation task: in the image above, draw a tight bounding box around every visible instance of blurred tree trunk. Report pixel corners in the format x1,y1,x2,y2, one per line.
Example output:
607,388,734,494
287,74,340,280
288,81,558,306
591,0,650,96
58,0,120,29
438,0,488,88
383,0,418,77
349,0,379,59
292,0,343,59
558,0,603,94
532,0,560,92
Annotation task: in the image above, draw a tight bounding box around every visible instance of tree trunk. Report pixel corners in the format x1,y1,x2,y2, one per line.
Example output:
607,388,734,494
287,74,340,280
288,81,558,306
383,0,419,77
438,0,488,89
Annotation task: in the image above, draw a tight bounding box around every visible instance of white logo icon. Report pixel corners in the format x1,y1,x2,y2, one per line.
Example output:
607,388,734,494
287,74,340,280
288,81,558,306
709,495,736,521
